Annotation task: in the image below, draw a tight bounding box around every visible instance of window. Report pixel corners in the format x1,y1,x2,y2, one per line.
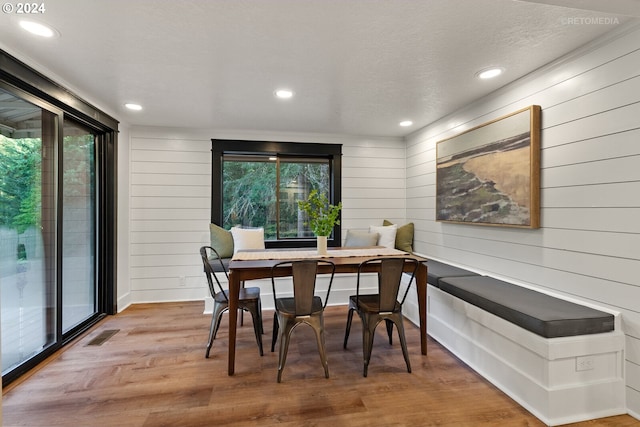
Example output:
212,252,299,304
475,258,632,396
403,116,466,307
212,140,342,248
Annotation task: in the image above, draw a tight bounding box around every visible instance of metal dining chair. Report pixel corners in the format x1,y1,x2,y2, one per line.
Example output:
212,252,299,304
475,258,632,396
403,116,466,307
199,246,263,358
270,259,336,382
343,257,419,377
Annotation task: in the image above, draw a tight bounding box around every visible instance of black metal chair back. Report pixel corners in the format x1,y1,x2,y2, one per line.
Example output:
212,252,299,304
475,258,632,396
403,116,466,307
200,246,229,300
356,257,418,311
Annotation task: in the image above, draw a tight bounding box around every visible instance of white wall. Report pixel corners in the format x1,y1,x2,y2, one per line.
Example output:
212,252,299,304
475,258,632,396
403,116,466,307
125,127,405,305
405,23,640,419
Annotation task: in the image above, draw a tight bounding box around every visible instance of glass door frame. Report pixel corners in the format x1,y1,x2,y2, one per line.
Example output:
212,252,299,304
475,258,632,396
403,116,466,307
0,50,118,386
58,115,110,343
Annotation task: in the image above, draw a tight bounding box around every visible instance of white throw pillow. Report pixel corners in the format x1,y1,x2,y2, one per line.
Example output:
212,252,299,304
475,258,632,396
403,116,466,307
369,224,397,249
230,227,265,254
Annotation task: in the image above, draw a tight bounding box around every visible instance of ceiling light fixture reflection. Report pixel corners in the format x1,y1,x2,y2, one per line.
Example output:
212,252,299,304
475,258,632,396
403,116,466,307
275,89,294,99
19,20,58,38
399,120,413,127
125,103,143,111
476,67,504,79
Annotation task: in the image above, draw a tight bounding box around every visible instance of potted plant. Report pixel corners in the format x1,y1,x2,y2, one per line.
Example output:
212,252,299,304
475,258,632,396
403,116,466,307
297,189,342,254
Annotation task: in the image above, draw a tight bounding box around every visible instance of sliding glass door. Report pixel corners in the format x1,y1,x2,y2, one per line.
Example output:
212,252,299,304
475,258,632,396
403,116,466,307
0,50,118,386
0,88,57,374
0,86,105,383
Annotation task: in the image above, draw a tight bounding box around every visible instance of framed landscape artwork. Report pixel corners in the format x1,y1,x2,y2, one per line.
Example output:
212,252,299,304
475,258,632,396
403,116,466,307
436,105,541,228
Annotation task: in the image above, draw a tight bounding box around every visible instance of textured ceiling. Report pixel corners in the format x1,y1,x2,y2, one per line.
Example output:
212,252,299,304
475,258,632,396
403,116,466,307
0,0,638,137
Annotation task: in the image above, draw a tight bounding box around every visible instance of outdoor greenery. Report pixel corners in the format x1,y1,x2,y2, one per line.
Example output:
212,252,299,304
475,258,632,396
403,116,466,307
0,133,95,237
0,135,42,234
222,158,332,239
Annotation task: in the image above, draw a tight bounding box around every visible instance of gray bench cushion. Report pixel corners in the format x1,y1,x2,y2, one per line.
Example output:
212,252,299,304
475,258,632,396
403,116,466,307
438,275,614,338
427,259,479,287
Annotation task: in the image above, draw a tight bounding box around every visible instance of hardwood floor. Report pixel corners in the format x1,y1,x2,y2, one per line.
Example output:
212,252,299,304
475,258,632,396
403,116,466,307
2,302,637,427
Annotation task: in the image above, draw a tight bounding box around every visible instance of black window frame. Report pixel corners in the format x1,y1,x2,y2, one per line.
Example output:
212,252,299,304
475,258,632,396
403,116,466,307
211,139,342,249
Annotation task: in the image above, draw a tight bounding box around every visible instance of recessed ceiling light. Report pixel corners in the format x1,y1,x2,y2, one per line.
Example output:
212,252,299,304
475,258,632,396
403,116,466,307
476,67,504,79
125,103,143,111
19,20,58,38
399,120,413,127
275,89,294,99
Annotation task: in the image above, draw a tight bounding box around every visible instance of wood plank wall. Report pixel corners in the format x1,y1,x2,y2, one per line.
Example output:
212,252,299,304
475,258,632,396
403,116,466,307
127,129,405,305
404,23,640,419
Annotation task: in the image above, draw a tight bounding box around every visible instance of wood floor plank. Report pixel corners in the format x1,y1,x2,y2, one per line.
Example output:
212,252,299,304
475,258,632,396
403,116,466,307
2,302,638,427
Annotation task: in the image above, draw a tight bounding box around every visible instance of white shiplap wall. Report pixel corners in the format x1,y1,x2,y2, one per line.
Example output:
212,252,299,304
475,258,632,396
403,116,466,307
127,128,405,306
405,23,640,419
341,139,407,231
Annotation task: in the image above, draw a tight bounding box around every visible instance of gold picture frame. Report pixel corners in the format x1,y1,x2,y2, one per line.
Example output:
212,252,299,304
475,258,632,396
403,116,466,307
436,105,541,228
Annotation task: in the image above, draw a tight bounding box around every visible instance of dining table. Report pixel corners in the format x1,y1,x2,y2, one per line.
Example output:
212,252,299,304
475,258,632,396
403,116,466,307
226,246,429,375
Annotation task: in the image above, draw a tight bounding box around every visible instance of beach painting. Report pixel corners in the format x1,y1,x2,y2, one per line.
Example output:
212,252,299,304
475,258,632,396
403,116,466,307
436,105,541,228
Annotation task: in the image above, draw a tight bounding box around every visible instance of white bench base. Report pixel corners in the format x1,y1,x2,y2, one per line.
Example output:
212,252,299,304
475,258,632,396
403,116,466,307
424,284,625,426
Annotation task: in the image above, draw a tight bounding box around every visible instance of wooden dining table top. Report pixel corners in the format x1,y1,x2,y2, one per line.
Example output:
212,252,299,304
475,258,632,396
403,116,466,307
229,246,427,271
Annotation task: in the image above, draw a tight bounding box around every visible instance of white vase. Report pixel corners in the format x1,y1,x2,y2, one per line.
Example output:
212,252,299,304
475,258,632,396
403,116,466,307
316,235,328,255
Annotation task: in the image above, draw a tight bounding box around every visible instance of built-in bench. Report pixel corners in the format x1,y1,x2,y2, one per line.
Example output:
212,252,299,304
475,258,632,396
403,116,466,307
439,275,614,338
426,259,479,287
423,259,625,426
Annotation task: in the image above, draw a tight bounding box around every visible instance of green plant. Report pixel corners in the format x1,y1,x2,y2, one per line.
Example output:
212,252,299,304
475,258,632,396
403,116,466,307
297,190,342,237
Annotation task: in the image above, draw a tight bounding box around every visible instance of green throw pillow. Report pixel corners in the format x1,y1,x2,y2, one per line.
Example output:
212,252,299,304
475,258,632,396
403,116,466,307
209,223,234,258
383,219,414,253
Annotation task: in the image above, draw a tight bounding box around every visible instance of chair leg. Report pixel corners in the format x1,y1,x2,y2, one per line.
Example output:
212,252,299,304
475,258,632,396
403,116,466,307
343,306,355,349
206,303,226,358
248,303,264,356
385,319,394,345
309,315,329,379
212,313,223,341
362,316,376,377
239,281,245,326
277,316,295,383
205,316,216,358
271,311,279,353
394,315,412,373
258,298,264,334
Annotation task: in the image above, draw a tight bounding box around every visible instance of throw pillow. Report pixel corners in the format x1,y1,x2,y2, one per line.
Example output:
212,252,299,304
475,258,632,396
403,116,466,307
344,230,380,247
209,223,234,258
369,224,397,249
383,219,414,252
230,226,265,254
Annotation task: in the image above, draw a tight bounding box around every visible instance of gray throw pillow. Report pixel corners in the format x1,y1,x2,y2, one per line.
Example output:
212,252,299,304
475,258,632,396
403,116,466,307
344,230,380,247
